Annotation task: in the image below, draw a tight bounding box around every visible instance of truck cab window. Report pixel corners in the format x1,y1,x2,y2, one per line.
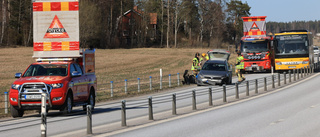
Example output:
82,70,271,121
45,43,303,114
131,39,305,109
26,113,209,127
74,64,83,75
70,64,76,74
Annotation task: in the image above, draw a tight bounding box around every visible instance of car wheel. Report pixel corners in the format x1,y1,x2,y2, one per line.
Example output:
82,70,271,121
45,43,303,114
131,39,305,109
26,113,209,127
228,77,232,85
61,93,73,114
83,89,95,111
11,105,24,118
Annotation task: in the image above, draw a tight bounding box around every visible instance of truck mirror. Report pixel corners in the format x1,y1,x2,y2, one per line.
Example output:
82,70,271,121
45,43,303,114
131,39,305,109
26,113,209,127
15,73,22,78
71,71,81,77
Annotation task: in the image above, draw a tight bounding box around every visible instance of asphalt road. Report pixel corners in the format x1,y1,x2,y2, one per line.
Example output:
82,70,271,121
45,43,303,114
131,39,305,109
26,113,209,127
112,73,320,137
0,72,275,137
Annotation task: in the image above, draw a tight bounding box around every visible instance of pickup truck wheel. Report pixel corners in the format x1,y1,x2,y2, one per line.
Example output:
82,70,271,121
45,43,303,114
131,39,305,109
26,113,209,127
11,105,24,118
83,90,95,111
61,93,73,114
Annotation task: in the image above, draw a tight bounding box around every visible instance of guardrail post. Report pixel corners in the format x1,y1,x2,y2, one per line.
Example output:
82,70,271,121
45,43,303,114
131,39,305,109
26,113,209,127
110,81,114,97
87,105,92,134
177,73,180,86
125,79,128,94
137,78,141,92
172,93,177,115
272,75,275,88
192,90,197,110
160,69,162,89
304,67,306,77
255,79,258,94
209,87,213,106
148,96,153,120
271,66,274,75
41,93,47,137
298,69,300,79
284,72,286,85
160,76,162,90
306,66,308,75
309,65,311,74
264,77,267,91
246,81,249,96
294,69,296,81
301,68,304,78
121,100,126,127
278,73,281,86
289,70,291,83
235,83,239,99
4,92,8,114
169,74,171,87
149,76,152,91
223,85,227,102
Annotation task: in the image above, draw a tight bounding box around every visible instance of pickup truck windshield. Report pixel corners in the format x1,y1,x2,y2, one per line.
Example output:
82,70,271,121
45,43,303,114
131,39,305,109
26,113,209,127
23,64,68,77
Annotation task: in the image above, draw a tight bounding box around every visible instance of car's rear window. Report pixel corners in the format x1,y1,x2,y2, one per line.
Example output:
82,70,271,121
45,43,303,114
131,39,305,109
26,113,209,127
202,63,226,71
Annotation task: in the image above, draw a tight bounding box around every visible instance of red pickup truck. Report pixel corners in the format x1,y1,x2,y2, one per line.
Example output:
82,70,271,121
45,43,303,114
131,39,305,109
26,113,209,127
9,50,97,117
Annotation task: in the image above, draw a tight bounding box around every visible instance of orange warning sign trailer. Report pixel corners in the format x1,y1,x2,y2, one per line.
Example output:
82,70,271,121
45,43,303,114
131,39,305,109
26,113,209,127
239,16,274,72
33,0,80,58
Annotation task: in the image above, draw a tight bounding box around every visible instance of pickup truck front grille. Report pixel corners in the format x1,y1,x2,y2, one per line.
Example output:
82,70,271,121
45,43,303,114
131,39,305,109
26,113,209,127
17,82,52,108
19,84,51,93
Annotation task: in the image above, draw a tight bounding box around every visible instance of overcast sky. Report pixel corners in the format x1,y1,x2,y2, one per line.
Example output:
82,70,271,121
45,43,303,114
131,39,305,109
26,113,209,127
240,0,320,22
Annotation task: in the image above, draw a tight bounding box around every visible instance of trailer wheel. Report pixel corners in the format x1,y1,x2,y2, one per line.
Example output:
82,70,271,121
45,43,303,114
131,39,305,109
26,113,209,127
11,105,24,118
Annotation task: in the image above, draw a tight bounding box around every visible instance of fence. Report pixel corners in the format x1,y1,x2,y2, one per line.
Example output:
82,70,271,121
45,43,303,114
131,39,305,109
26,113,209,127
96,72,183,100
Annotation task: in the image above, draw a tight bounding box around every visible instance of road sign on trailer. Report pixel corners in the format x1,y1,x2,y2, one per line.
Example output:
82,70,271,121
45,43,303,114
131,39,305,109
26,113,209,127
33,0,80,58
242,16,267,37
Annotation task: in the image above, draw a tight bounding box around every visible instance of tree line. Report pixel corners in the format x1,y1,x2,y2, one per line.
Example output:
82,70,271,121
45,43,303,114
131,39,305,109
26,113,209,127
0,0,319,49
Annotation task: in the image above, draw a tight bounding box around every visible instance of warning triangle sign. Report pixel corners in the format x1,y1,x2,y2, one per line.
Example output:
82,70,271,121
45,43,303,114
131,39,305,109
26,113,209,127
44,15,69,38
249,22,260,32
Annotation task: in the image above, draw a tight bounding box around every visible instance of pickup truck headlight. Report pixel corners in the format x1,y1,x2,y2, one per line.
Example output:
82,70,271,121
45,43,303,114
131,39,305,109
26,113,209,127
11,84,20,90
50,83,63,89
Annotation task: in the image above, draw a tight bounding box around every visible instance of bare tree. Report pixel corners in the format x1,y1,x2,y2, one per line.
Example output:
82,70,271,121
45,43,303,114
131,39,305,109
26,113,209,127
161,0,164,47
167,0,170,48
174,0,184,48
1,0,7,45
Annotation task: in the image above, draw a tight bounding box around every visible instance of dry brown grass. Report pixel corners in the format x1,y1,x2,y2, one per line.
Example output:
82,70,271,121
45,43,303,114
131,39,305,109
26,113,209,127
0,47,237,100
0,47,228,90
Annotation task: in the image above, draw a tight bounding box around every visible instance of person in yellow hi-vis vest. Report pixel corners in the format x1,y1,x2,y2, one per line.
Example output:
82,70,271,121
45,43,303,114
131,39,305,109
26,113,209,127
191,52,201,76
236,51,245,82
200,53,209,67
